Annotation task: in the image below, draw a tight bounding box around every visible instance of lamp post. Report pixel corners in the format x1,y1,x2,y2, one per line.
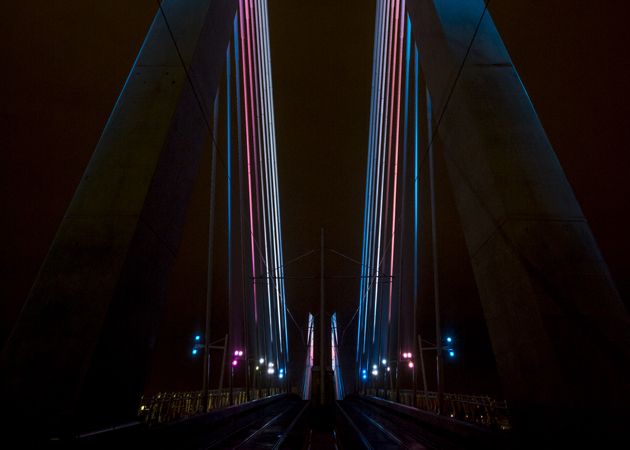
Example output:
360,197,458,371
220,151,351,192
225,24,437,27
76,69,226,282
382,359,388,399
230,349,244,405
417,335,455,414
401,352,414,403
278,367,285,393
268,362,276,393
192,334,228,411
371,365,378,395
257,358,265,395
360,369,368,394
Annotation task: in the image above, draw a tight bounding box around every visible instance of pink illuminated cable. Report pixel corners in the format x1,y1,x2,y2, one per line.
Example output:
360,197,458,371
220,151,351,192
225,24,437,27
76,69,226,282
368,0,389,349
254,1,281,358
257,0,277,355
249,1,269,299
250,0,271,359
360,0,382,357
245,0,262,289
370,0,389,344
250,0,273,347
383,0,401,287
260,0,288,357
239,0,258,324
372,0,396,344
364,0,388,354
388,0,406,325
253,0,279,354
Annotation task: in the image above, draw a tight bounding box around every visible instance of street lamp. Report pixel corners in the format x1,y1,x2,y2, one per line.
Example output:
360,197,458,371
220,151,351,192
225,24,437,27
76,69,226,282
418,335,456,414
191,333,228,411
230,349,246,404
405,351,414,390
192,335,202,355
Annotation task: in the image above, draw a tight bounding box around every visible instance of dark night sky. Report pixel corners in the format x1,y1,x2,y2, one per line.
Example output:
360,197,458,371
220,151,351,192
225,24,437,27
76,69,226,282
1,1,629,397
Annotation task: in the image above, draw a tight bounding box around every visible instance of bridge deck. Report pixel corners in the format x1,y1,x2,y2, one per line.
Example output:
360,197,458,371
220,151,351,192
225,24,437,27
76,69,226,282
74,394,502,449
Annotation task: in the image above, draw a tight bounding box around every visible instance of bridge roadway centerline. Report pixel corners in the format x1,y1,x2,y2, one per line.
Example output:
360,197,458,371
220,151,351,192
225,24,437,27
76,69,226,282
189,397,309,450
184,398,448,450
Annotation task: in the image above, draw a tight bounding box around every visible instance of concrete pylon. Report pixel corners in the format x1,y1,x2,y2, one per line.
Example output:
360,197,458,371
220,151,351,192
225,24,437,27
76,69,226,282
0,0,237,437
407,0,630,438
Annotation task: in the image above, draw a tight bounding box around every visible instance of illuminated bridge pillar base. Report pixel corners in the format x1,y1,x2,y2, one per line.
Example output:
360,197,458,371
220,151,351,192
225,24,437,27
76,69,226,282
407,0,630,437
0,0,237,437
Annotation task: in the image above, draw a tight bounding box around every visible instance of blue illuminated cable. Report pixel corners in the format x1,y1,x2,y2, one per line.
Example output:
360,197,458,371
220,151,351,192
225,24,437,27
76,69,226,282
398,14,411,361
366,0,387,356
414,44,419,330
359,0,383,362
260,0,288,360
234,11,245,352
367,0,391,358
253,0,272,365
227,43,232,328
363,0,385,358
373,0,395,349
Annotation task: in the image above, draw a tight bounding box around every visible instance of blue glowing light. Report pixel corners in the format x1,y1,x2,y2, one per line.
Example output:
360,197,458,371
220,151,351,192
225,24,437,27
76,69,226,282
447,337,452,343
195,335,201,341
192,348,198,355
450,351,455,357
363,375,368,380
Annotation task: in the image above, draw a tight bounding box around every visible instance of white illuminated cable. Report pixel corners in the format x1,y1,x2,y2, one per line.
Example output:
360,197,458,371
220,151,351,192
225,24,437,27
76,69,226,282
372,0,395,345
263,2,284,353
252,0,275,353
255,1,274,360
239,0,259,337
364,0,388,355
260,1,282,361
362,0,387,355
360,0,381,357
264,16,289,360
363,0,384,355
387,0,406,331
249,0,271,358
256,0,274,294
261,0,278,359
259,0,287,356
360,0,382,360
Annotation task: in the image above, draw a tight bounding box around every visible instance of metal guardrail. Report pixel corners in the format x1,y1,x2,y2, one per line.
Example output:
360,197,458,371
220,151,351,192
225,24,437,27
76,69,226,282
138,388,285,425
363,389,511,430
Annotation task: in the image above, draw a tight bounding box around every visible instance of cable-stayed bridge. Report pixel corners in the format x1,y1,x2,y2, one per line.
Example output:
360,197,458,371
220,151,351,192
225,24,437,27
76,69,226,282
1,1,629,448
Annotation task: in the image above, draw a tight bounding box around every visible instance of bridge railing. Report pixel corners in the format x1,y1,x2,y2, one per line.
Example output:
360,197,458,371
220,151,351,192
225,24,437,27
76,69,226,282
363,389,511,430
138,388,285,425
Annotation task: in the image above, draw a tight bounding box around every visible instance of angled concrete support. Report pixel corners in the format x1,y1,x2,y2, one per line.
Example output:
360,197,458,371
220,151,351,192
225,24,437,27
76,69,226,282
0,0,237,436
407,0,630,437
